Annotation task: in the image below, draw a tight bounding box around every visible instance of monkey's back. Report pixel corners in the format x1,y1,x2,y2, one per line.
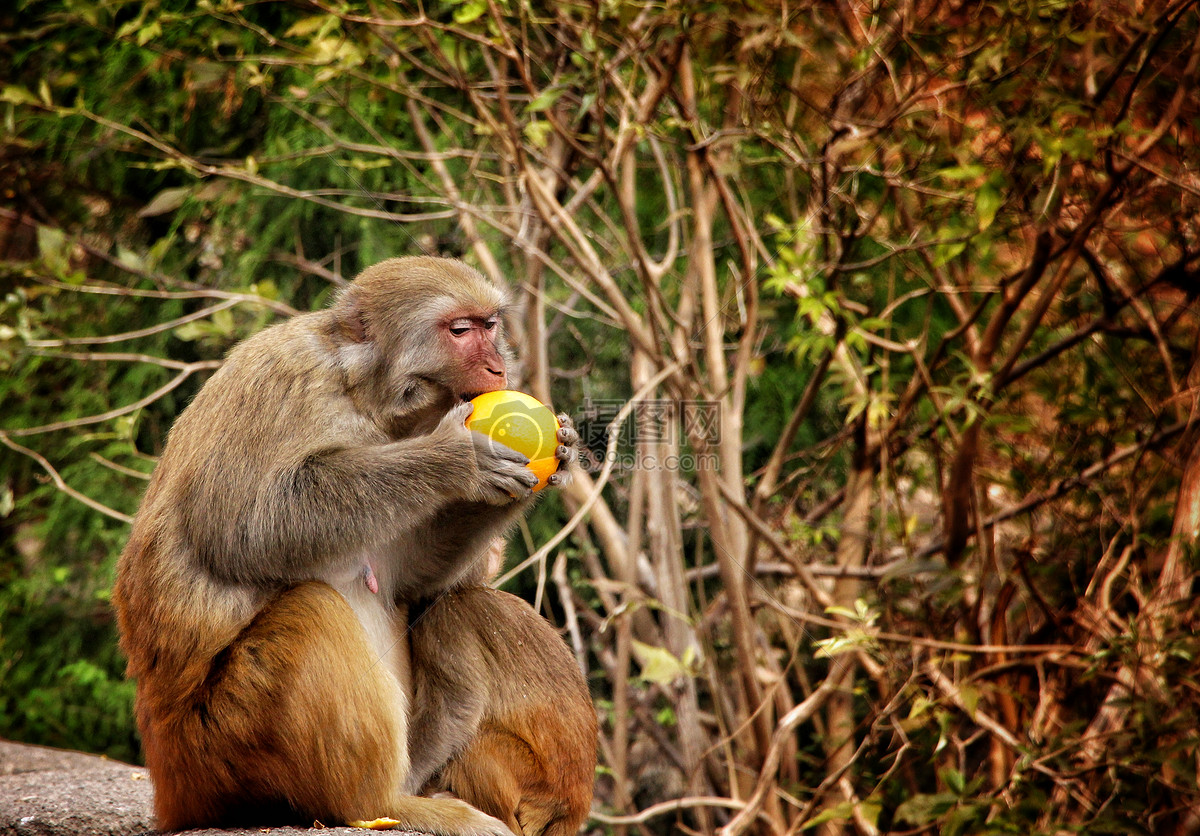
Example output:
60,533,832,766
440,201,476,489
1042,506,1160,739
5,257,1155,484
112,310,375,709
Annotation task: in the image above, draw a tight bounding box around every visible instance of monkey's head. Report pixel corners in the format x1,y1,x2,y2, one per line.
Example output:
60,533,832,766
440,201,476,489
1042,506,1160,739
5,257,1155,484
333,257,512,430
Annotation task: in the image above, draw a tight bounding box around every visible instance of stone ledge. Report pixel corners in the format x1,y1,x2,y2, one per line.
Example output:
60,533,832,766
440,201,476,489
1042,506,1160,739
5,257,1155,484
0,741,405,836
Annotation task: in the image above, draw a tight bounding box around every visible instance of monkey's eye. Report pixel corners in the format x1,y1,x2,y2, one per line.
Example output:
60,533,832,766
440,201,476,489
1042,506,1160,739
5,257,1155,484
447,318,472,337
483,317,499,331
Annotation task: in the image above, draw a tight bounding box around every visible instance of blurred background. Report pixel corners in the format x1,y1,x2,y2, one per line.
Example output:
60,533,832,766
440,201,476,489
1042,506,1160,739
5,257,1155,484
2,1,1199,833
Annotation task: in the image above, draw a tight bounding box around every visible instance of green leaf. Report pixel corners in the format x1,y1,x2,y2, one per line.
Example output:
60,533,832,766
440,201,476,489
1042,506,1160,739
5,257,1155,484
284,15,336,39
933,240,967,267
940,765,966,795
346,157,392,172
631,640,691,685
0,85,39,105
813,635,857,658
114,246,146,272
895,792,959,825
526,87,565,113
114,414,139,442
858,799,881,828
36,225,70,276
211,307,235,336
959,683,979,720
801,799,880,830
824,598,878,625
453,0,488,24
976,181,1002,231
523,120,552,149
250,280,279,301
938,164,986,181
801,801,855,829
136,20,162,46
173,321,210,341
137,187,191,219
115,18,143,39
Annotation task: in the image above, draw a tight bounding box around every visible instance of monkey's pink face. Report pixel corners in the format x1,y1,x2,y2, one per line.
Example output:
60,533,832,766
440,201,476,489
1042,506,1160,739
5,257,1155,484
442,313,508,399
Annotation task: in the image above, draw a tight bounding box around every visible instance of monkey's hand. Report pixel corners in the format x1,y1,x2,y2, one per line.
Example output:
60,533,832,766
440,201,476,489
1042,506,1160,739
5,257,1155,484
469,429,539,504
545,412,580,490
434,403,538,505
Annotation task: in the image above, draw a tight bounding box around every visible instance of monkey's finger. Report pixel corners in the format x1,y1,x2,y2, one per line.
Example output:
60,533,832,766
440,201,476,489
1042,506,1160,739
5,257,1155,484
480,472,536,505
469,431,531,465
507,464,539,488
443,401,476,426
485,458,538,488
556,423,580,447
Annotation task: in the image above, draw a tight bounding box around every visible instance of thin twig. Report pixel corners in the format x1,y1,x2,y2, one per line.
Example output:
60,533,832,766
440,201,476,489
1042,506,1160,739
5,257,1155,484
0,432,133,523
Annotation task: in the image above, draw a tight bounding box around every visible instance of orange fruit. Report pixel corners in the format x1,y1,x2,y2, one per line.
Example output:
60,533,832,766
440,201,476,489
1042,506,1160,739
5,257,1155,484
466,390,561,492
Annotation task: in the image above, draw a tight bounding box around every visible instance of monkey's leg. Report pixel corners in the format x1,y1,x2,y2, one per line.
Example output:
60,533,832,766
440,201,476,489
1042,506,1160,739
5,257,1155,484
147,582,511,836
439,729,525,834
442,726,591,836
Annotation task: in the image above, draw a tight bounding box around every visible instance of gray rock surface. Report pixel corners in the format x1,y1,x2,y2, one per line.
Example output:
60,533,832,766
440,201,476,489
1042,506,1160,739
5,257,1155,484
0,740,153,836
0,741,404,836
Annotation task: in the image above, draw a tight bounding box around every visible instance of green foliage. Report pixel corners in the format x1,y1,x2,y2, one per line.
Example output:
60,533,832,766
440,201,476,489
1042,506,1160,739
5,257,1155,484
0,544,138,762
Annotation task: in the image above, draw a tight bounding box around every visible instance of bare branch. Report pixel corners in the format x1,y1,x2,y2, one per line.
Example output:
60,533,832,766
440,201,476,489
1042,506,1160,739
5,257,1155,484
0,432,134,524
6,362,219,437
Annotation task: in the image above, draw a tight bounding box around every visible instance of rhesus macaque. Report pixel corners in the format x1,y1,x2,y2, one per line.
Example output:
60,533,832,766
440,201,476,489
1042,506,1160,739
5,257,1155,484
112,257,586,834
407,587,597,836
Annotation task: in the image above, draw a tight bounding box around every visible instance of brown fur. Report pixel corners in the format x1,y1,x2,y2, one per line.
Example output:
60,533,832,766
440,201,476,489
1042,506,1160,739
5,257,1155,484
112,257,586,834
409,588,597,836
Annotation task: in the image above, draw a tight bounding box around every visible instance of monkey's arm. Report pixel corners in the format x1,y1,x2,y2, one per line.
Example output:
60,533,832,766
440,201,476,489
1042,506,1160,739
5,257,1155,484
186,405,535,583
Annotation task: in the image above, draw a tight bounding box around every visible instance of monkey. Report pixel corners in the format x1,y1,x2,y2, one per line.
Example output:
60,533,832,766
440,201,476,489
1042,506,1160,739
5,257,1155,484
406,587,597,836
112,257,587,834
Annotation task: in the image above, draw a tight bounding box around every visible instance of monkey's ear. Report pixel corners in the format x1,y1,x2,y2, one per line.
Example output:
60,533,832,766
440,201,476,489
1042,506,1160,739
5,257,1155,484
334,293,371,344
